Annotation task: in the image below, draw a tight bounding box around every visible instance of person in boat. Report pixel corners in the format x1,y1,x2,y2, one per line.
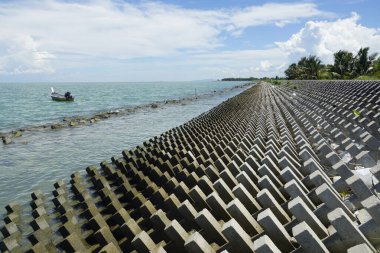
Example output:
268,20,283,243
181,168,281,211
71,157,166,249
64,92,73,99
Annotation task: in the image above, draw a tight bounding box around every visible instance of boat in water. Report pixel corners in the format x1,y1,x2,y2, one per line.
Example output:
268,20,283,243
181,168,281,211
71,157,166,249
51,87,74,102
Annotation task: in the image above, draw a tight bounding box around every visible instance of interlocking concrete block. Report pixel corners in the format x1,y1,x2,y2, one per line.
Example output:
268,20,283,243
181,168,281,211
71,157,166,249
57,233,87,252
315,183,356,221
288,197,328,238
292,221,330,253
328,208,376,252
151,209,170,231
253,235,281,253
347,243,376,253
221,219,255,253
361,196,380,224
194,209,226,246
258,164,283,188
120,218,142,238
206,192,231,222
189,186,210,211
213,179,235,203
258,175,286,203
284,179,316,210
257,208,294,252
178,200,198,224
226,198,263,236
257,189,290,224
99,242,120,253
94,226,121,251
236,171,260,197
184,232,216,253
232,183,261,214
220,169,239,189
132,230,159,253
164,219,189,249
280,167,308,193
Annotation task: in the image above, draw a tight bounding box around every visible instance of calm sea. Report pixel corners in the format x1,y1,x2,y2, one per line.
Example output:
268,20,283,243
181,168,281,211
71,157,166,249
0,81,250,210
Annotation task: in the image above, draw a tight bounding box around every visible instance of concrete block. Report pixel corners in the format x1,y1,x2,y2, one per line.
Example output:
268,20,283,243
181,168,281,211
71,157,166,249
164,219,188,248
292,221,329,253
257,208,294,252
132,231,158,253
361,196,380,224
220,169,238,189
236,171,260,197
189,186,210,211
232,184,261,214
258,164,283,188
328,208,376,252
315,183,355,221
239,162,260,183
288,197,328,238
258,175,286,203
184,232,216,253
194,209,227,246
252,235,281,253
256,189,291,224
280,167,309,193
206,192,231,222
226,198,263,236
347,243,376,253
284,179,316,210
213,179,235,203
221,219,255,253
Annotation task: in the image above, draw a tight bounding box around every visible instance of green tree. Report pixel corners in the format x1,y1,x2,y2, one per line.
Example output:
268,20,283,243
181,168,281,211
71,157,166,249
353,47,378,76
331,50,354,78
372,57,380,72
298,55,322,79
284,63,299,79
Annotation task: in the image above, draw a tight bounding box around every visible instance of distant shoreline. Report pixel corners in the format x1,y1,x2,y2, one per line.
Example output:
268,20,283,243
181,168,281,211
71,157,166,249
1,82,254,145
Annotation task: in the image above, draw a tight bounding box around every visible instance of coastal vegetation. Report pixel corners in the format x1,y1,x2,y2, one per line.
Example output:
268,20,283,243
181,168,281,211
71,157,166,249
284,47,380,80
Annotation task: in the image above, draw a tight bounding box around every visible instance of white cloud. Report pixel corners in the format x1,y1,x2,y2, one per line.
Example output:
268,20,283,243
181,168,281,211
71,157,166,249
0,35,55,74
231,2,332,29
0,0,329,75
276,12,380,63
182,12,380,79
190,48,288,78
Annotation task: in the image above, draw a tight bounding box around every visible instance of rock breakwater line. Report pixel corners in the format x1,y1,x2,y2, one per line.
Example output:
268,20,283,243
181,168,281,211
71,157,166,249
0,83,252,145
1,81,379,252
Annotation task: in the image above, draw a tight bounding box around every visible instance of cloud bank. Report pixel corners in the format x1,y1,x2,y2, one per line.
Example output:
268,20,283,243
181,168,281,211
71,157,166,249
0,1,379,80
276,12,380,63
0,0,328,76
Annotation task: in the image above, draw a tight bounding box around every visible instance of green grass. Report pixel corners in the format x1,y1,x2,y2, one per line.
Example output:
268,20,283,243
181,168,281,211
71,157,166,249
355,71,380,80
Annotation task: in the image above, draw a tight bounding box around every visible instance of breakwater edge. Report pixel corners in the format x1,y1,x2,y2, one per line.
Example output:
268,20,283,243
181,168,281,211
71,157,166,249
0,82,251,145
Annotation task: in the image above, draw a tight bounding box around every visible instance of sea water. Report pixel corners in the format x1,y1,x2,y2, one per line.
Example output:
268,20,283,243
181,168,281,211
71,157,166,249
0,81,250,209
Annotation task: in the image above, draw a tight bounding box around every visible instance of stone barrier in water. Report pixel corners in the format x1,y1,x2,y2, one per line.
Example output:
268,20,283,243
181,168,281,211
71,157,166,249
0,80,379,252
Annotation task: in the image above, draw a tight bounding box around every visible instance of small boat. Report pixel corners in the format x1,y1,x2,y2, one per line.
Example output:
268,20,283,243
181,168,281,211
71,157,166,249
51,87,74,102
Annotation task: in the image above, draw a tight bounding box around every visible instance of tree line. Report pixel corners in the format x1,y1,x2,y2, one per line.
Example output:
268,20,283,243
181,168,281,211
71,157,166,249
284,47,380,80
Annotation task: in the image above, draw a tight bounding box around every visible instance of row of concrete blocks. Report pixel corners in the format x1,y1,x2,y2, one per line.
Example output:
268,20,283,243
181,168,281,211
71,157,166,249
286,87,379,148
271,85,379,174
0,82,380,252
117,83,378,251
290,82,380,138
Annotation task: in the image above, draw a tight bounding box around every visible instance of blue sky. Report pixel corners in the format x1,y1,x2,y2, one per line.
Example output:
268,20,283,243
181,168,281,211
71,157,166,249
0,0,379,82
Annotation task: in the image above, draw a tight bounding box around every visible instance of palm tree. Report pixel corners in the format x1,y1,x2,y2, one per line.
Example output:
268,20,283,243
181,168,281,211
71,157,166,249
332,50,354,78
298,55,322,79
284,63,299,79
353,47,378,76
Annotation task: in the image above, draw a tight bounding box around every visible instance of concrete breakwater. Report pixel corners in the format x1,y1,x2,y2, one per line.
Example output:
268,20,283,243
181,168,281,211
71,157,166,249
0,81,379,252
0,83,252,145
